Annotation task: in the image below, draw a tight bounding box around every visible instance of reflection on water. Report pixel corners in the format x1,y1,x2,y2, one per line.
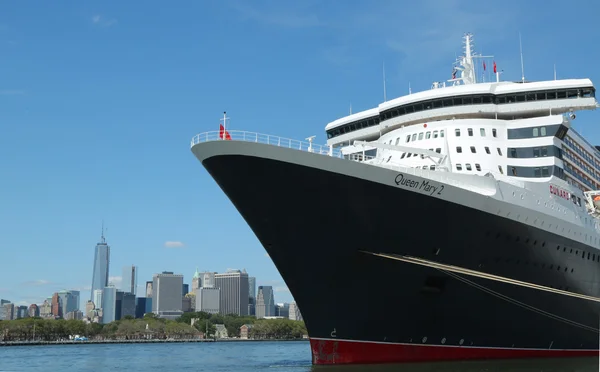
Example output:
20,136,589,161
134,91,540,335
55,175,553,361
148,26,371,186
310,357,599,372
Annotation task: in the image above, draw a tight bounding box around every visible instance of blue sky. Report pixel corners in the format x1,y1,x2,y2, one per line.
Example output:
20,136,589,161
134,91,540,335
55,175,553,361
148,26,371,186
1,0,600,309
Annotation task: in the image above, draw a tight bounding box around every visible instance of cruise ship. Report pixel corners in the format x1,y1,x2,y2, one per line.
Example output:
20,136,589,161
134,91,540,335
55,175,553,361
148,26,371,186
190,33,600,365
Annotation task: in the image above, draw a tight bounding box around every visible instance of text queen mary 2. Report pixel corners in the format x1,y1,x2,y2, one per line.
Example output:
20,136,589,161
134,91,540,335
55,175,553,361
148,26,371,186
190,33,600,365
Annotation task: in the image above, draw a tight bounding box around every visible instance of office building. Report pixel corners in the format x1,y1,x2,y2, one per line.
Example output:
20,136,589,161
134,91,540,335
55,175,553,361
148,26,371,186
195,287,220,314
255,286,275,318
102,286,117,324
152,271,184,319
122,265,138,295
214,269,249,316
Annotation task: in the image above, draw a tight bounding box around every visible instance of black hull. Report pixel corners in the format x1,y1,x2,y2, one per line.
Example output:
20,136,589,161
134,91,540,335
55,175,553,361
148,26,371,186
199,150,600,364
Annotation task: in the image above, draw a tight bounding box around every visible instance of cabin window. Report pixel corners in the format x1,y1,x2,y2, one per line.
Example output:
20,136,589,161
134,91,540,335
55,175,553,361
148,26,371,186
440,130,445,137
412,134,417,141
485,146,491,154
511,167,517,176
492,128,497,137
418,133,424,140
401,153,406,159
466,164,472,171
406,135,411,143
430,165,436,170
457,146,462,153
498,148,503,156
433,130,439,138
456,164,462,171
436,148,441,153
468,128,473,136
533,128,539,137
542,167,550,177
426,131,431,139
534,167,541,177
475,164,481,171
480,128,486,137
498,165,504,174
455,129,460,137
541,127,547,136
533,148,540,157
395,138,400,146
470,146,477,153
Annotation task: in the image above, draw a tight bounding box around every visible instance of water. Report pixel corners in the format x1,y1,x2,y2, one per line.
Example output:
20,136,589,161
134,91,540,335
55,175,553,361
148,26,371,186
0,341,598,371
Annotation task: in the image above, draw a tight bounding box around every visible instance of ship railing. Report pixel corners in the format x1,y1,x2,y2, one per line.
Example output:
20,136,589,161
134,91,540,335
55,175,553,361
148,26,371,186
191,130,350,159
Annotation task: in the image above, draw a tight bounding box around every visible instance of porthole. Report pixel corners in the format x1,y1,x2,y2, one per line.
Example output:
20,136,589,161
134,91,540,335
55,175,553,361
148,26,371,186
441,338,446,344
459,339,464,345
422,337,427,343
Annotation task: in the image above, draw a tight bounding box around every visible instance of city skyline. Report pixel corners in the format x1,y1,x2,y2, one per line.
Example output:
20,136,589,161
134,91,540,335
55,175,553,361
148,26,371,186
0,229,294,310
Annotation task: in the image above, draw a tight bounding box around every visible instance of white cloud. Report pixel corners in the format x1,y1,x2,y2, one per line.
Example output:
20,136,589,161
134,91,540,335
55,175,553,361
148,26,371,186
274,286,290,293
108,276,122,286
91,15,117,27
22,279,51,287
164,241,185,248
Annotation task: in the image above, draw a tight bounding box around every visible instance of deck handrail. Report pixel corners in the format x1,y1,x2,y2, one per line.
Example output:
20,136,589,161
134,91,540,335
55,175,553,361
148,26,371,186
190,130,345,158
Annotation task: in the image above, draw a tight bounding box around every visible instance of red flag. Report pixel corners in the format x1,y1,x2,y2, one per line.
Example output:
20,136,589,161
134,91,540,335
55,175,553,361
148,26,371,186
493,61,497,73
483,61,486,71
219,124,232,140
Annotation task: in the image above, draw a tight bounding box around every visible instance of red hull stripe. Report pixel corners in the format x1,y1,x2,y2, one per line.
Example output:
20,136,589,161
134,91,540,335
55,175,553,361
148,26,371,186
310,338,599,365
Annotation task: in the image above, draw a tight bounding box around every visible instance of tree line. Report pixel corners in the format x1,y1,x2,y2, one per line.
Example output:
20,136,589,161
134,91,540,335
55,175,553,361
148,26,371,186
0,312,307,341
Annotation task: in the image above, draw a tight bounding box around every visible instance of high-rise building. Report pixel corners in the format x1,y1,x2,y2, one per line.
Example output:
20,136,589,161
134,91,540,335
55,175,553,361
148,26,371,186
195,287,220,314
182,283,189,295
0,299,9,320
135,297,148,318
122,265,138,295
90,226,110,301
152,271,184,319
121,292,136,318
191,268,202,292
145,281,153,298
93,289,103,309
2,303,14,320
202,272,215,288
214,269,249,316
289,301,302,321
276,303,290,318
51,293,62,318
102,286,117,324
255,286,275,318
28,304,39,318
15,305,28,319
70,290,80,312
248,277,256,316
58,290,79,316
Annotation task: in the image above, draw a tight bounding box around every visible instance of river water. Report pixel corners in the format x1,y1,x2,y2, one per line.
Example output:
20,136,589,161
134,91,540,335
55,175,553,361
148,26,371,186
0,340,598,371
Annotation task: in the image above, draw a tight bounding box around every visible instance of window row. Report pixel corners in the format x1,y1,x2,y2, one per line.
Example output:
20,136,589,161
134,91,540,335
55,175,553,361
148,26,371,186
326,86,595,140
327,115,380,139
454,127,498,138
405,130,445,143
507,124,566,140
563,135,600,167
457,146,502,156
508,165,565,179
564,165,596,191
562,149,599,181
507,145,562,159
456,163,481,171
400,148,442,159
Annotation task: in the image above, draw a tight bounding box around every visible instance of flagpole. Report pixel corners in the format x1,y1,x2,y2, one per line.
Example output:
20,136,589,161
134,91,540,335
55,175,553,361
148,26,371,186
223,111,227,140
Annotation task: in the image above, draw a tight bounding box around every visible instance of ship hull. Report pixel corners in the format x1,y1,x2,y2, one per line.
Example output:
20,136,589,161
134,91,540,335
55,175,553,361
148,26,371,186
192,140,600,365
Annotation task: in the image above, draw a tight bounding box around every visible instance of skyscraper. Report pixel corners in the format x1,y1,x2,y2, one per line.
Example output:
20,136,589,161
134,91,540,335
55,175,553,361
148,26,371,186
122,265,138,295
248,276,256,316
255,286,275,318
102,285,117,324
152,271,184,319
90,225,110,301
214,269,249,316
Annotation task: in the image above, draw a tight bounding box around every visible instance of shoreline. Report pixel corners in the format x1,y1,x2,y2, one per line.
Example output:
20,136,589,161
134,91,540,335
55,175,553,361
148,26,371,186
0,338,309,347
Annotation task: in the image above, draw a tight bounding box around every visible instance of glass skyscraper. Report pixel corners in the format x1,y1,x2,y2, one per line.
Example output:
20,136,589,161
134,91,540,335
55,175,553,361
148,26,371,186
122,265,138,295
90,229,110,301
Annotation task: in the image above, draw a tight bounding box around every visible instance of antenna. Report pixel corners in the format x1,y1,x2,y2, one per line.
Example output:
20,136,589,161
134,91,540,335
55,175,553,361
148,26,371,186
349,103,352,115
519,32,525,83
101,220,106,243
382,61,387,102
409,82,412,95
554,63,557,80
